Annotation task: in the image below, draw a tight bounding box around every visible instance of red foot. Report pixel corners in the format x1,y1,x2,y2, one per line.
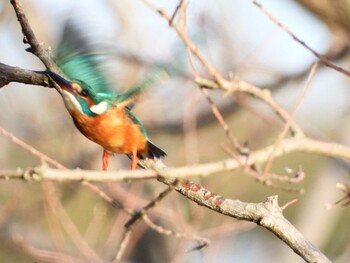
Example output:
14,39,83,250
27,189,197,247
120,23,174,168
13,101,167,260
102,150,109,171
130,150,138,170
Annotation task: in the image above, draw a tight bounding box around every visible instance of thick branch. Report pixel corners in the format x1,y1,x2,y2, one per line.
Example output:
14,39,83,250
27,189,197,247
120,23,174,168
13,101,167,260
0,63,50,88
165,180,330,263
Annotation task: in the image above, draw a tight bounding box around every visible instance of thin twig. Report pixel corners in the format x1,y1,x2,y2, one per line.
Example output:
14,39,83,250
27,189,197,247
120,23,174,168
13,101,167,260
224,78,304,137
42,182,102,262
0,126,126,212
269,167,305,184
221,144,303,193
142,0,229,89
112,226,134,262
201,89,243,153
10,0,60,73
262,63,318,177
41,182,66,255
169,0,185,26
143,215,210,248
12,234,86,263
281,198,299,210
112,180,179,261
252,0,350,77
176,4,243,155
179,4,201,164
125,180,179,228
84,204,107,248
0,127,66,169
326,183,350,208
0,193,20,228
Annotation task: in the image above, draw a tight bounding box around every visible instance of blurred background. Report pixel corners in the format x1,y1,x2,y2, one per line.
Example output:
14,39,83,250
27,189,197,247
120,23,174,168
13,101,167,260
1,0,350,262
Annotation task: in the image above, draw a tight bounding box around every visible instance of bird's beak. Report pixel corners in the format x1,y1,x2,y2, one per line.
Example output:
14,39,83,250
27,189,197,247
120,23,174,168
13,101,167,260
46,71,75,94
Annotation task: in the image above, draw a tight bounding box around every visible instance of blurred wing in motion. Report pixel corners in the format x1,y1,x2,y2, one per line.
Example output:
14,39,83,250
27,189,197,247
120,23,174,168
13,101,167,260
54,23,116,95
54,22,168,106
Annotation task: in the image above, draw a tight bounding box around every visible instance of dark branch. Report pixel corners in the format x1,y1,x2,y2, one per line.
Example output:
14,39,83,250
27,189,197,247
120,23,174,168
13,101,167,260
10,0,59,72
0,63,51,88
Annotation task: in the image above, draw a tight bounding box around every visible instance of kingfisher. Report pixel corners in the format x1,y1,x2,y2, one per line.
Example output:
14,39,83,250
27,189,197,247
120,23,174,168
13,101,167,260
45,42,166,170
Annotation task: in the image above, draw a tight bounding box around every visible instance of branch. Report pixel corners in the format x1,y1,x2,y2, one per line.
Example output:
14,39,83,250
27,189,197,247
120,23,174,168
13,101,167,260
167,182,330,263
2,136,350,182
2,1,338,262
142,0,229,89
12,234,87,263
0,63,51,88
201,77,305,137
10,0,59,72
113,180,179,261
142,0,305,138
252,0,350,78
0,166,330,262
9,0,62,93
262,63,318,176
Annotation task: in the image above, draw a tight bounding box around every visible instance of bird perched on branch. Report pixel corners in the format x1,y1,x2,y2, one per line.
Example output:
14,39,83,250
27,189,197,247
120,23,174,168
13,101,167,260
45,25,166,170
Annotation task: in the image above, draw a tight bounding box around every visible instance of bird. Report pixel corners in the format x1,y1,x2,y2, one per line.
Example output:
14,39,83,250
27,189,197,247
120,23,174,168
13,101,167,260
44,25,166,170
46,70,166,171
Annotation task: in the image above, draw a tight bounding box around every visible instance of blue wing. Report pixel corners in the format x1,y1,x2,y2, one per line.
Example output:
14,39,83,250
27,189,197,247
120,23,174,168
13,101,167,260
55,22,168,104
54,23,116,95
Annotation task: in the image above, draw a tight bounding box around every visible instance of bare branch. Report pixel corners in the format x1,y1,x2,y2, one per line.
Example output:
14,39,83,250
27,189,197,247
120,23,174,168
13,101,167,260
0,63,51,88
41,182,102,262
160,179,331,263
124,180,179,228
252,0,350,78
12,234,86,263
225,78,304,137
142,215,210,248
2,136,350,182
0,127,66,169
142,0,229,89
1,1,343,262
262,63,318,176
113,180,179,261
201,88,243,154
10,0,59,72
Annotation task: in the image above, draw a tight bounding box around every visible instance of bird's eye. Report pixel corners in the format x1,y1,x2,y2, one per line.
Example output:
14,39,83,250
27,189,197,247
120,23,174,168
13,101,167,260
80,89,89,97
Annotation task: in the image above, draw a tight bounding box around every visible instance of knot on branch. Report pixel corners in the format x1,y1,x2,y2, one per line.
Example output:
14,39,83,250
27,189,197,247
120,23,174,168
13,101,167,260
258,195,284,228
23,166,43,182
264,195,282,214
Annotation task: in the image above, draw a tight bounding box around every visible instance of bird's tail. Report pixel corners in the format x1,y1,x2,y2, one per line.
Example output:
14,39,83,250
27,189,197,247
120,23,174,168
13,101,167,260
143,141,167,160
126,141,166,169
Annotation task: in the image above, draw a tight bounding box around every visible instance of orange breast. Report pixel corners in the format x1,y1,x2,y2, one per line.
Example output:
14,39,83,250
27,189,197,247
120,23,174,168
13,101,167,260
69,106,148,155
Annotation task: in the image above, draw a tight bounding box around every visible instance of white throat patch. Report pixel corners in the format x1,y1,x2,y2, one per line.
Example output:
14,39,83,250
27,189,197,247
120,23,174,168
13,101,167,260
90,101,108,115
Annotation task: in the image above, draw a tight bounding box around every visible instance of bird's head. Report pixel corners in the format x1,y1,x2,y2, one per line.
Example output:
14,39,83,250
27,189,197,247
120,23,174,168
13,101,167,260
47,71,111,117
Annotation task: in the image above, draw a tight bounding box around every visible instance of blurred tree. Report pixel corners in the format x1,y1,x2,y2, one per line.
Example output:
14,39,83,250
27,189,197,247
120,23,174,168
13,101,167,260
1,1,350,263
